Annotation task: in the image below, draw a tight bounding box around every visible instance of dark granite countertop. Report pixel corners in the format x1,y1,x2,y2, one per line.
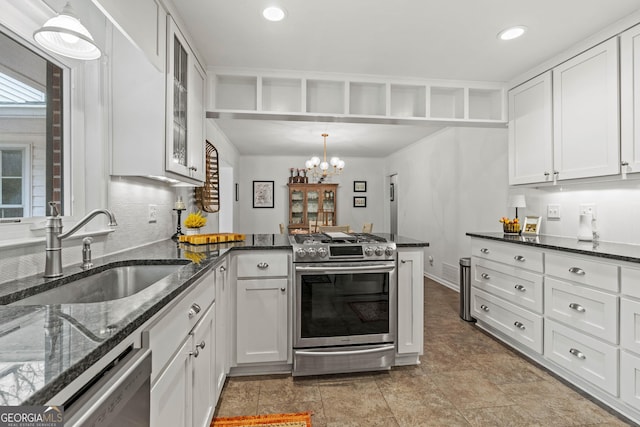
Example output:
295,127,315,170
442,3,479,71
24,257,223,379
466,232,640,264
0,234,290,405
378,233,429,248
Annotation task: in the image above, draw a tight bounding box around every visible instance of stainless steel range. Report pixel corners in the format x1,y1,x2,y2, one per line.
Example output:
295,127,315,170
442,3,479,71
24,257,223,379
290,232,397,376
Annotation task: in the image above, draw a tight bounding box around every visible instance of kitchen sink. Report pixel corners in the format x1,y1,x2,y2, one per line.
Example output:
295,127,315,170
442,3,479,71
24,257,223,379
12,263,186,305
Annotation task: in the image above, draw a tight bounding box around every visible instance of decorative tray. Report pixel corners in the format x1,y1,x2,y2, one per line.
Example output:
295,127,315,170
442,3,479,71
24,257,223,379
179,233,245,245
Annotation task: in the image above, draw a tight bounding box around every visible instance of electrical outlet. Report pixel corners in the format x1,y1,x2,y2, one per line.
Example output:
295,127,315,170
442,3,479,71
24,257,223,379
428,255,434,266
547,204,561,220
148,204,157,223
579,203,597,219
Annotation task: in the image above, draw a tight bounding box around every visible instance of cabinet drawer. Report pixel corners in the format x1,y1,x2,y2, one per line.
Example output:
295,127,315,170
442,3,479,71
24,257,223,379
621,297,640,354
545,251,619,292
144,272,215,383
472,257,543,313
544,319,618,396
545,277,618,344
236,252,289,278
622,266,640,299
621,351,640,410
471,287,543,354
471,240,543,273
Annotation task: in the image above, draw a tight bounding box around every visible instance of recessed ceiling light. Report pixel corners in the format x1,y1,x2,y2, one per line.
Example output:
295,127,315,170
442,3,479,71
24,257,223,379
263,6,286,22
497,26,527,41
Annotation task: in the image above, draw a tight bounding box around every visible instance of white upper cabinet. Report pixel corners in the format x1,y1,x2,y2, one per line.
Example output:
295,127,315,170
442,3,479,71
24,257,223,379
621,23,640,174
166,17,206,183
552,38,620,181
508,71,553,185
92,0,166,71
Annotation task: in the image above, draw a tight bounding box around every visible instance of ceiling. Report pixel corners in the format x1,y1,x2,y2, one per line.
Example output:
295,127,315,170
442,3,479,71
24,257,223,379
172,0,640,157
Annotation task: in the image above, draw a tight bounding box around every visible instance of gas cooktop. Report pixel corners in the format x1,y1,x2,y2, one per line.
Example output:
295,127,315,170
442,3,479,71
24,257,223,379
293,232,388,245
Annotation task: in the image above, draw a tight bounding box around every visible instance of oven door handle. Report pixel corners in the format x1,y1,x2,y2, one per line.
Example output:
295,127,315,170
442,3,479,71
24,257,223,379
295,263,396,273
295,344,395,357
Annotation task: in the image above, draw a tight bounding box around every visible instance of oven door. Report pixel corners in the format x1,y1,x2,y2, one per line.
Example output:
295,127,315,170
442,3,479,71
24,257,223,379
294,261,396,348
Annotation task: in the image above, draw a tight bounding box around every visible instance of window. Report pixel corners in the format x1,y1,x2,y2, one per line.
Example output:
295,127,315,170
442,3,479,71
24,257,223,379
0,144,30,218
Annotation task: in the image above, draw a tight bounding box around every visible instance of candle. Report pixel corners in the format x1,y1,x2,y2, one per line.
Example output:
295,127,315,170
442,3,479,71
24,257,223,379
175,196,185,210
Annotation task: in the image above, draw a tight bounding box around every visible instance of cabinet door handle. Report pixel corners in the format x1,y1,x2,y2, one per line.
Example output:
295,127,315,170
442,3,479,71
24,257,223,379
569,303,586,313
257,262,269,269
514,255,526,262
544,171,550,177
568,267,586,276
190,348,199,357
196,341,206,350
480,248,490,254
480,304,489,312
220,266,226,272
481,273,490,280
514,321,526,330
280,287,286,292
401,260,407,263
622,161,629,167
188,303,202,319
569,348,586,360
514,284,526,292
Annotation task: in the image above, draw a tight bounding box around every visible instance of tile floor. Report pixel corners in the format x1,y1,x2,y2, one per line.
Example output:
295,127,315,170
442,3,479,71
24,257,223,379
213,278,635,426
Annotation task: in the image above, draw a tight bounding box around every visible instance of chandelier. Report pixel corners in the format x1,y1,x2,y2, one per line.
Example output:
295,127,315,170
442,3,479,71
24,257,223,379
305,133,345,182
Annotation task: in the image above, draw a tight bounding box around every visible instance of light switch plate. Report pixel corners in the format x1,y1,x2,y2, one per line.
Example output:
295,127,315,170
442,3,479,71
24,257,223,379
547,204,560,220
148,204,158,223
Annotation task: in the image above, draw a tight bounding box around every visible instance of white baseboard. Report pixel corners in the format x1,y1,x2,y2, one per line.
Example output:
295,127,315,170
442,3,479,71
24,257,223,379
424,271,459,292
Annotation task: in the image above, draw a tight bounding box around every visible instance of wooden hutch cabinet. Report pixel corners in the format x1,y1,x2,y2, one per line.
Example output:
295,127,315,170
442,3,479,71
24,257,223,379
288,183,338,232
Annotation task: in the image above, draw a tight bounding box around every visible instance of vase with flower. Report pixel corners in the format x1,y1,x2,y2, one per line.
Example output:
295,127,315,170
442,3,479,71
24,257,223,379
184,211,207,235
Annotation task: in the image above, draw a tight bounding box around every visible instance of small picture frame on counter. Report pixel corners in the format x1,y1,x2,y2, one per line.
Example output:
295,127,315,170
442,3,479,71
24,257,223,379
353,196,367,208
522,216,541,235
354,181,367,192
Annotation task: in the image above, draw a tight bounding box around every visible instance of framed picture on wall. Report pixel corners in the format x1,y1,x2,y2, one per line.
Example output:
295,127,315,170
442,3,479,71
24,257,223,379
353,196,367,208
253,180,274,208
522,216,541,235
354,181,367,192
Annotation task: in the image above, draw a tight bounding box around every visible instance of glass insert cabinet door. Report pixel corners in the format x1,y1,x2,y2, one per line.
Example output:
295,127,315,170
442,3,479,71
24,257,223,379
307,190,319,223
291,189,304,225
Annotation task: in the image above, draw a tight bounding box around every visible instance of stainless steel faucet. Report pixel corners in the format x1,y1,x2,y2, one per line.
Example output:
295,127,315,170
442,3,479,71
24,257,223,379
44,202,117,278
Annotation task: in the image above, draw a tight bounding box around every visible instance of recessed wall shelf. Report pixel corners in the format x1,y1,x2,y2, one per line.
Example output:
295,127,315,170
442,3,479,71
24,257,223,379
210,69,507,125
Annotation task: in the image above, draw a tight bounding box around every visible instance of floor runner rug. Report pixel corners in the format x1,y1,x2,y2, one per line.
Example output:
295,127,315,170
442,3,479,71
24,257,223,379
212,411,312,427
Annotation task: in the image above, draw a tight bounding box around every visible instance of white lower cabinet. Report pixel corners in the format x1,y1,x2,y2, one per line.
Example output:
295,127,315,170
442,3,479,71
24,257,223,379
151,338,191,427
236,278,288,364
396,249,424,358
146,268,216,427
622,297,640,355
545,277,618,344
234,251,290,366
621,351,640,408
214,260,229,401
472,287,543,353
545,319,618,396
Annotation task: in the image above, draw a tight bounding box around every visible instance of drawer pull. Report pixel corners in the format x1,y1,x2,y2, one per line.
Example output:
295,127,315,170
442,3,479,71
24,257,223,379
568,267,586,276
196,340,206,350
257,262,269,269
514,284,526,292
569,303,586,313
480,248,490,254
514,255,526,262
480,304,489,312
481,273,491,280
220,266,226,272
514,321,526,330
280,287,286,292
569,348,586,360
188,303,202,319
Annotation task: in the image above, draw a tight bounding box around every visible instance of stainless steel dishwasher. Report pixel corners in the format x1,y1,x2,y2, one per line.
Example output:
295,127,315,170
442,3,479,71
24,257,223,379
64,346,151,426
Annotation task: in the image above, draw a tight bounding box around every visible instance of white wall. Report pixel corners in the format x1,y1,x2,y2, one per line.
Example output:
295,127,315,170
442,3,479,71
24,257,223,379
386,127,509,287
238,155,387,234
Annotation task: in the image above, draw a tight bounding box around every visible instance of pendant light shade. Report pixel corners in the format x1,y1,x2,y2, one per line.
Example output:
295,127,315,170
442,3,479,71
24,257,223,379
34,2,101,60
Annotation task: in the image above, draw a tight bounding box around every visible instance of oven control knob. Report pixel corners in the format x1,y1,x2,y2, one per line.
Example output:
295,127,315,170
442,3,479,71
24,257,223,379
375,246,384,256
385,246,395,257
296,248,307,258
317,247,328,258
364,246,374,257
307,248,317,257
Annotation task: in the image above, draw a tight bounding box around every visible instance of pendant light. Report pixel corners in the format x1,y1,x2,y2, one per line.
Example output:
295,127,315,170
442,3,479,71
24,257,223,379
34,2,101,60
